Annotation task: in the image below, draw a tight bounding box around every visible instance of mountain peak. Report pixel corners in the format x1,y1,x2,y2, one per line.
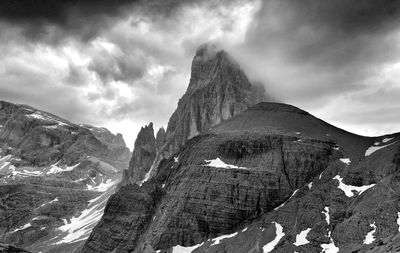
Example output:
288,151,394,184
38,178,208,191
189,43,241,92
194,43,221,60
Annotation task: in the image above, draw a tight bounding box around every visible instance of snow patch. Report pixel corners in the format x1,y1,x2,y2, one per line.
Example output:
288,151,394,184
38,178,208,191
320,207,339,252
397,212,400,232
363,222,377,245
322,207,330,225
47,162,79,175
203,158,248,169
339,158,351,165
210,232,238,246
263,222,285,253
171,242,204,253
39,198,59,208
289,189,299,199
321,234,339,253
333,175,375,197
383,138,394,143
27,112,69,127
90,179,116,192
365,142,397,156
294,228,311,246
11,223,31,233
273,189,299,211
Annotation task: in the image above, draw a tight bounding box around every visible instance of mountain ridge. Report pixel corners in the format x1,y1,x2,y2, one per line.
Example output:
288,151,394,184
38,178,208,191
0,100,131,253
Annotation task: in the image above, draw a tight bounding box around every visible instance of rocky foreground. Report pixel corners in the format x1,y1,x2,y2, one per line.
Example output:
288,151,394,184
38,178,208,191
0,101,131,253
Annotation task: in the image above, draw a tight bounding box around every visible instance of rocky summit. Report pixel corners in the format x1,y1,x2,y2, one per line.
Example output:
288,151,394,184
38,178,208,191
124,43,267,184
0,101,131,253
124,123,157,185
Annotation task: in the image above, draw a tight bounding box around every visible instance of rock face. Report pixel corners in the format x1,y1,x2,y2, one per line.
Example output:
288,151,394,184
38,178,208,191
155,127,165,153
125,123,157,184
160,43,265,159
125,44,266,184
83,102,383,253
0,100,131,253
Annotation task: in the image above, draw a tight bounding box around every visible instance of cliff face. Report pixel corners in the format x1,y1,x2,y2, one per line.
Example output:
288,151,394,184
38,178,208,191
160,44,265,159
83,102,378,253
155,127,165,153
188,134,400,253
0,101,131,253
125,123,157,184
123,44,266,184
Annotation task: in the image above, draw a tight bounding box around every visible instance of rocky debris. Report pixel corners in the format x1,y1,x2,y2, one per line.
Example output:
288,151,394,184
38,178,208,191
82,101,378,253
123,123,157,184
0,100,131,253
124,44,267,184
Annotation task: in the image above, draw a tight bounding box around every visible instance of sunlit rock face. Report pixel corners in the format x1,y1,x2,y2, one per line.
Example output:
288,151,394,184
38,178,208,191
0,100,131,253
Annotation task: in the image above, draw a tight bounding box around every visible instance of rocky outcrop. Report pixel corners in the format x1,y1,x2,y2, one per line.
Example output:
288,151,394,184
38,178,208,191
158,44,265,160
155,127,165,153
83,102,376,253
125,123,157,184
122,44,267,184
0,100,131,253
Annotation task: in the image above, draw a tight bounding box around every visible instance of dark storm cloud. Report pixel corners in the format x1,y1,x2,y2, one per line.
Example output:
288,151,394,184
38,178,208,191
233,0,400,106
0,0,244,42
245,0,400,69
0,0,137,42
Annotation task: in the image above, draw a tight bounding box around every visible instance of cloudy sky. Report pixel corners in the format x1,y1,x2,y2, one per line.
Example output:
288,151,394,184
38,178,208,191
1,0,400,149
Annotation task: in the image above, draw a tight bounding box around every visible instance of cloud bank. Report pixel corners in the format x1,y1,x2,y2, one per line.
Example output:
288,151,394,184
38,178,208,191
0,0,400,148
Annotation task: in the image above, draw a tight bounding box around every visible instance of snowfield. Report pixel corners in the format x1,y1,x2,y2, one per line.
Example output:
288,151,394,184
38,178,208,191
320,207,339,253
365,141,397,156
263,222,285,253
203,157,248,169
294,228,311,246
210,231,238,246
53,178,118,245
363,222,377,245
333,175,375,197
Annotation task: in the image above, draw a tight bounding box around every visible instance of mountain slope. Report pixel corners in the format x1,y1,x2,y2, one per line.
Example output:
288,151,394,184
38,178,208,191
83,102,391,253
0,101,131,253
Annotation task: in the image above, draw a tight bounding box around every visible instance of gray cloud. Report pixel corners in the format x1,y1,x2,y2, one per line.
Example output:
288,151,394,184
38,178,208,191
1,0,400,148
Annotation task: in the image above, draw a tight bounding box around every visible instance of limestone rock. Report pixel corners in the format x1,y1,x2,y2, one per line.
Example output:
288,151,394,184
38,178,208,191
126,123,157,183
155,127,166,153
